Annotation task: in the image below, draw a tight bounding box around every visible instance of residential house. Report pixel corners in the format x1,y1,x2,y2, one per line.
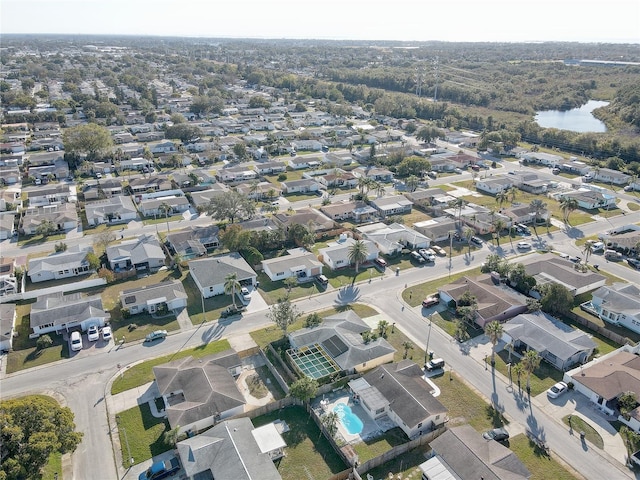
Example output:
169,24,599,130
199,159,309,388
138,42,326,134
254,161,286,175
291,139,323,152
29,292,109,336
357,222,430,255
28,245,95,283
413,217,458,243
0,166,20,185
128,176,173,194
236,181,281,200
82,178,124,200
138,195,190,217
106,235,166,272
403,188,448,210
600,225,640,255
236,216,280,233
370,195,413,218
0,257,18,297
261,248,323,282
559,159,591,175
273,208,335,235
24,184,74,206
153,350,245,433
564,345,640,424
0,304,17,351
515,173,549,194
502,313,596,371
349,361,448,439
288,310,396,375
429,157,457,173
166,225,220,259
438,274,528,328
519,151,562,167
320,200,376,224
461,210,512,235
475,177,515,195
555,189,616,210
323,152,353,168
421,425,530,480
85,196,138,227
216,165,257,184
21,203,78,235
588,167,630,186
316,171,358,189
517,253,606,296
288,156,322,170
175,417,283,480
150,140,178,154
0,189,21,212
589,283,640,335
118,157,152,171
501,203,550,226
0,214,16,239
189,184,229,211
280,178,320,194
120,280,187,315
319,236,379,270
189,253,257,299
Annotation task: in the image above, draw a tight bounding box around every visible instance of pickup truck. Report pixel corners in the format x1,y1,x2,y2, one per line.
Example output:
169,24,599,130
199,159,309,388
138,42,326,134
138,457,180,480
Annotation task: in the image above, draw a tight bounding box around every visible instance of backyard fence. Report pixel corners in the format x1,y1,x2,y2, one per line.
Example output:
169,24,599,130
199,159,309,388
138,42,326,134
568,310,634,346
266,342,298,385
0,277,107,304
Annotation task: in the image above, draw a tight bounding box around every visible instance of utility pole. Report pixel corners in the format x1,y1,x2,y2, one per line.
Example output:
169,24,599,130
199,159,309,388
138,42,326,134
424,315,433,365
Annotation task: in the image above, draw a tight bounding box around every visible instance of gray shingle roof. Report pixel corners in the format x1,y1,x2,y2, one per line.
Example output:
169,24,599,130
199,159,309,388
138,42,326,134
119,280,187,309
189,253,256,288
106,235,165,266
30,292,108,328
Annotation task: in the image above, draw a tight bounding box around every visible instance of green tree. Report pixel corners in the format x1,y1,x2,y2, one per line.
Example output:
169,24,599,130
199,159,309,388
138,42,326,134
163,425,181,447
402,341,414,359
283,276,298,294
266,297,301,336
62,123,113,159
289,377,318,403
396,156,431,177
224,272,241,309
304,312,322,328
206,190,256,223
454,320,470,342
36,334,53,350
618,392,638,420
35,220,57,238
54,242,67,253
539,282,573,316
508,263,536,293
463,227,475,254
526,298,542,313
0,395,83,479
512,362,525,391
529,199,547,239
348,239,369,274
240,246,264,266
377,319,389,338
85,252,100,271
158,202,172,233
165,123,202,142
405,175,419,192
286,223,314,249
321,411,339,438
485,321,503,366
233,143,248,160
521,349,541,394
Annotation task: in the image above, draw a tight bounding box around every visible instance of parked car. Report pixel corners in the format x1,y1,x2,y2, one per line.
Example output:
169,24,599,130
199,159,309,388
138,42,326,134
144,330,168,343
427,171,437,179
138,456,181,480
87,324,100,342
454,168,463,174
220,305,245,318
517,241,532,250
470,236,483,247
418,249,436,262
431,245,447,256
102,326,112,342
240,286,251,302
315,274,329,287
483,427,510,442
546,381,568,399
422,296,440,308
70,331,83,351
568,255,581,263
374,257,387,268
410,251,426,263
425,358,445,371
627,258,640,270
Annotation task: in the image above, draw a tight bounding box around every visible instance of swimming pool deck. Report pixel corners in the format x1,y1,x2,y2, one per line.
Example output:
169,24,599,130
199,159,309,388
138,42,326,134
314,389,395,444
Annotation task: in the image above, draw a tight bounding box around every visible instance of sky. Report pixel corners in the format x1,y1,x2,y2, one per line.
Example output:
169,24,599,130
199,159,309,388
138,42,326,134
2,0,639,43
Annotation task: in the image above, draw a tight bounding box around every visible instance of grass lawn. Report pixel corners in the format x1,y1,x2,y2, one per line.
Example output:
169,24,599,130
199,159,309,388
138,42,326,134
282,192,322,203
110,310,180,344
363,443,430,480
510,433,580,480
24,272,99,292
264,170,305,184
116,403,170,466
492,350,563,396
628,202,640,211
562,415,604,449
401,266,483,308
255,271,323,305
17,232,67,247
183,274,238,323
110,339,230,395
324,265,383,289
41,451,62,480
252,405,347,480
353,427,408,463
142,214,185,228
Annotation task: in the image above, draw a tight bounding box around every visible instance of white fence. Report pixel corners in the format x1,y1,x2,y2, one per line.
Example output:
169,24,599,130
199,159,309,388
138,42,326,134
0,277,107,304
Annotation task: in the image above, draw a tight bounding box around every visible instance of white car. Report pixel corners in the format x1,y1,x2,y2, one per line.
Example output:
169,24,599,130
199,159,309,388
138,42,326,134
102,326,112,342
87,324,100,342
70,331,82,351
517,241,532,250
546,381,568,398
240,286,251,302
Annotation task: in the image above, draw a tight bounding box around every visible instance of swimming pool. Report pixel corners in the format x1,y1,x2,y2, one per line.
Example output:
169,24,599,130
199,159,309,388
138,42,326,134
333,403,363,435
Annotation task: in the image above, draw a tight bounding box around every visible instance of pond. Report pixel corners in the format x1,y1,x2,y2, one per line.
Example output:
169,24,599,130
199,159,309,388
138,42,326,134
535,100,609,133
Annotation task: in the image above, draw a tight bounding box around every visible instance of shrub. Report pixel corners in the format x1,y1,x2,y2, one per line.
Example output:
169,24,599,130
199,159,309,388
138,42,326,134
97,267,115,283
277,173,287,181
127,323,138,331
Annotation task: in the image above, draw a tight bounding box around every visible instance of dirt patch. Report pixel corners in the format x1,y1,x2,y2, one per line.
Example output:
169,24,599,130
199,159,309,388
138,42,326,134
246,373,269,399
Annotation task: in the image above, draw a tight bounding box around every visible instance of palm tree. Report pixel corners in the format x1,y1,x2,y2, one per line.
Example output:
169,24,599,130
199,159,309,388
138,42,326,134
463,227,475,254
521,349,541,394
493,219,506,247
495,190,508,209
377,319,389,338
529,199,547,239
559,197,579,226
374,181,386,198
224,272,241,309
512,362,524,391
348,239,369,274
485,321,504,366
402,341,414,359
406,175,419,192
448,198,468,227
159,202,172,233
507,186,518,204
582,242,592,266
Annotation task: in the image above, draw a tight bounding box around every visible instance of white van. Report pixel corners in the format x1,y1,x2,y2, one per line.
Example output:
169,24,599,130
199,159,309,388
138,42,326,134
70,331,82,351
591,242,605,252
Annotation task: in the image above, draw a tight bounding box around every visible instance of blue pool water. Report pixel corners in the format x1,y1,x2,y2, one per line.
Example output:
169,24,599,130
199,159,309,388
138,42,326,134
333,403,364,435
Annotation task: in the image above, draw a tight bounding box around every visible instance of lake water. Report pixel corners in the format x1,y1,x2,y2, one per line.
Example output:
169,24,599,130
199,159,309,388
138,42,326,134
535,100,609,133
